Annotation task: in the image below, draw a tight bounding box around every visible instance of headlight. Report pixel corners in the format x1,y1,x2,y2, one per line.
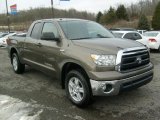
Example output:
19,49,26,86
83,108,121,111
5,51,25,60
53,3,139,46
91,54,116,66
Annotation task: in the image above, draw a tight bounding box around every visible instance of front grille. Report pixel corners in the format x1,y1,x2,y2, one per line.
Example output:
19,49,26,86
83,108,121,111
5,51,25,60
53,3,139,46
120,73,153,91
120,48,150,71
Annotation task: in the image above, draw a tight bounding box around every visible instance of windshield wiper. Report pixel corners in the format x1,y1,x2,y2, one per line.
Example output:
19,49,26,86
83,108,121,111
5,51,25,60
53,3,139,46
97,34,110,38
70,37,91,40
70,34,110,40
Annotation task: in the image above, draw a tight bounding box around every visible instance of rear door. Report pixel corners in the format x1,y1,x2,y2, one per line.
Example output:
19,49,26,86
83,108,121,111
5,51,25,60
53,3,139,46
22,22,44,67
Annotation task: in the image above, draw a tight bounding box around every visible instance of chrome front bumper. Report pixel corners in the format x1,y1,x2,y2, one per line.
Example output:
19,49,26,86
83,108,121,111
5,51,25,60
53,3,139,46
90,69,153,96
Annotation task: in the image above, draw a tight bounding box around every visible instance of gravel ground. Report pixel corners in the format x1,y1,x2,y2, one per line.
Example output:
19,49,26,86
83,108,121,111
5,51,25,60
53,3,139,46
0,48,160,120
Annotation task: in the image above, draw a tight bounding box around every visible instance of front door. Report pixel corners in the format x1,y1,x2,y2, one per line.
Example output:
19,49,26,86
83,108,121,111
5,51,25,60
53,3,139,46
36,22,62,76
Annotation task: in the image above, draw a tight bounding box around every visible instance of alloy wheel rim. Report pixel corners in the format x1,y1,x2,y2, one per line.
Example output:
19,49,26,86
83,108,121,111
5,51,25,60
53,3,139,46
68,77,84,102
12,57,18,71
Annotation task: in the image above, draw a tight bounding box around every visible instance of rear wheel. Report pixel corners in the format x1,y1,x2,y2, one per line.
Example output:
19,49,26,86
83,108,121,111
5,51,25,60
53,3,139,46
65,70,92,107
11,53,25,74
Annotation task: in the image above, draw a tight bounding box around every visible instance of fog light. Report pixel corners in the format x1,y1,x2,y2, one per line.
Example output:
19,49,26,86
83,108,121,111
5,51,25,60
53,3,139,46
104,84,113,92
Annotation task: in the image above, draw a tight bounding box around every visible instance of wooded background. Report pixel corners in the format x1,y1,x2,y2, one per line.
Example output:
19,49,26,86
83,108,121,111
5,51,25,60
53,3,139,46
0,0,160,31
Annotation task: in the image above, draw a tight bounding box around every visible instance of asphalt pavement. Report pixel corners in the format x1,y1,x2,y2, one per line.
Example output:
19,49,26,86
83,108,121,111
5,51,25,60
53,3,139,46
0,48,160,120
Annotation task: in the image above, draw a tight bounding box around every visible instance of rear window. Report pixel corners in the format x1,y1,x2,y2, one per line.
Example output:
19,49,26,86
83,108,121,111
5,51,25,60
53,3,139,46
143,32,159,37
123,32,142,40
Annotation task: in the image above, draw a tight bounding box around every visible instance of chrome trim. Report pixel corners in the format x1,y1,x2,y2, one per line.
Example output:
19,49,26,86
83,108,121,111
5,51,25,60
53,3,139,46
121,46,147,52
23,58,56,71
123,50,148,55
115,50,123,66
115,46,149,72
90,69,153,96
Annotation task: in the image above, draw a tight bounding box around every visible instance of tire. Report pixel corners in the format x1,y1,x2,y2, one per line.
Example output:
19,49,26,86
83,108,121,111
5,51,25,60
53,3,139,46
65,70,92,107
158,46,160,53
11,53,25,74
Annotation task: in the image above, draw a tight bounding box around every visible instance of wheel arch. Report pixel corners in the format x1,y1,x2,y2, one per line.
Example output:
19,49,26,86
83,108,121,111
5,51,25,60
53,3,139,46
61,62,90,89
10,47,18,63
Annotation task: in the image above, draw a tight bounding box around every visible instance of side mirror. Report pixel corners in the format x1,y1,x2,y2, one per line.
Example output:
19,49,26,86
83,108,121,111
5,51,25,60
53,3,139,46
41,32,60,42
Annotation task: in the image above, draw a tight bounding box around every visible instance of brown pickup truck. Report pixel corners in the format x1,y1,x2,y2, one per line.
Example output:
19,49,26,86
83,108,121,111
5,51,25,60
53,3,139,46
7,18,153,107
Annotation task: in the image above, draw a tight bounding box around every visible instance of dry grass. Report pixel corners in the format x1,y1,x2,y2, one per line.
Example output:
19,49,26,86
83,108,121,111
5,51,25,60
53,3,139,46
106,16,152,29
106,19,139,29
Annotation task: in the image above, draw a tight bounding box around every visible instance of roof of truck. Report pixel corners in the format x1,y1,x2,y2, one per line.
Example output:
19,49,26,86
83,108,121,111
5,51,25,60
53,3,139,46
36,18,91,22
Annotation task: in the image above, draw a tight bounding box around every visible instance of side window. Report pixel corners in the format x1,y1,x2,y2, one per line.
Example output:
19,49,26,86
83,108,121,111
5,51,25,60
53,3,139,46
123,33,133,40
41,22,59,40
134,33,142,40
139,31,142,34
30,22,42,39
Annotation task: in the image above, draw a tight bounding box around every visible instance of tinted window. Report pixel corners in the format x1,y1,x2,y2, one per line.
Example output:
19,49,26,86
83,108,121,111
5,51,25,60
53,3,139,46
41,23,59,40
59,20,114,40
123,33,142,40
110,28,120,31
139,31,142,34
30,22,42,39
133,33,142,40
123,33,133,39
21,34,26,37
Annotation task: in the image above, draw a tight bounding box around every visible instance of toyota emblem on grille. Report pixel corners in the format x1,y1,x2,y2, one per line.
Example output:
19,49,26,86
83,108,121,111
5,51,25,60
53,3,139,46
136,56,142,64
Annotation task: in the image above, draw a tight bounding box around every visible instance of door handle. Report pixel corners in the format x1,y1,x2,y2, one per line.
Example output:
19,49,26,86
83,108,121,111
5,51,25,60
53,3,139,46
36,43,42,47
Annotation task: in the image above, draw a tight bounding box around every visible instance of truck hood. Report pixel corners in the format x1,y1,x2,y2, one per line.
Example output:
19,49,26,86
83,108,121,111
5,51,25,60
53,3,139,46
72,38,144,54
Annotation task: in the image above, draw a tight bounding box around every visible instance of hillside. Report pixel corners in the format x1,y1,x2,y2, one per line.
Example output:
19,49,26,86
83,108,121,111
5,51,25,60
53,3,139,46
0,7,95,31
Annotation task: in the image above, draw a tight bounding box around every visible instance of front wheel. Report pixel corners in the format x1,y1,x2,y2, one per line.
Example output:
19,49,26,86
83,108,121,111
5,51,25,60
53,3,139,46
11,53,25,74
65,70,92,107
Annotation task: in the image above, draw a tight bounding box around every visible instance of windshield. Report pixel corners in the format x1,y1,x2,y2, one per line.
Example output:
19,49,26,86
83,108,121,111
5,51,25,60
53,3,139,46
59,20,114,40
143,32,159,37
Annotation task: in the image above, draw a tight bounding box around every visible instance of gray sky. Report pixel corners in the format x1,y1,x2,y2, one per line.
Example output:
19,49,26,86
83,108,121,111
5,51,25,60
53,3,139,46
0,0,140,13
